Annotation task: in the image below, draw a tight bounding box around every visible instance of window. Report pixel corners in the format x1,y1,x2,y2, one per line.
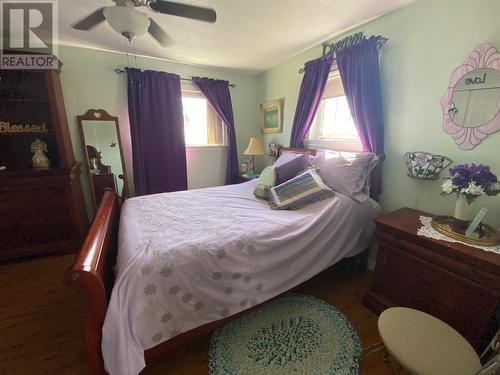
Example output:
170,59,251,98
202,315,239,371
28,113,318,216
181,90,226,146
307,72,362,152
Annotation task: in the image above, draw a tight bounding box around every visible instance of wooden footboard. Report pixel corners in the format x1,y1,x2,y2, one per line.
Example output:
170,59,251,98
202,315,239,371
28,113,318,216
64,190,120,375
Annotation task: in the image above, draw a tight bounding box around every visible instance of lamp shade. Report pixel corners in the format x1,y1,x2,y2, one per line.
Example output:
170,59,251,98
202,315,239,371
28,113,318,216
243,137,265,156
103,6,150,40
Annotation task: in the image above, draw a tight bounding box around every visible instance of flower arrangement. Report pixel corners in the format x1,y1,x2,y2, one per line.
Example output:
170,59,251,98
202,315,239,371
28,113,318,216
441,163,500,203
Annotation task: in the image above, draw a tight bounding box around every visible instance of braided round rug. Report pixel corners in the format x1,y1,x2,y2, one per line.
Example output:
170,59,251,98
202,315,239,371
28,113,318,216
209,293,361,375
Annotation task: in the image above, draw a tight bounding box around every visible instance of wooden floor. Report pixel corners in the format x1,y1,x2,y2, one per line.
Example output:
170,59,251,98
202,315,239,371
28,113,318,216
0,254,395,375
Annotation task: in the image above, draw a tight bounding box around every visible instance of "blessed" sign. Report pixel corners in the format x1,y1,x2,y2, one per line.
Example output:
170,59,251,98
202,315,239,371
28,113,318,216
0,121,48,133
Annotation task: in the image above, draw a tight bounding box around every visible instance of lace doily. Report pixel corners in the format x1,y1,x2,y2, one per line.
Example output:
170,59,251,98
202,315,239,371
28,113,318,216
417,216,500,255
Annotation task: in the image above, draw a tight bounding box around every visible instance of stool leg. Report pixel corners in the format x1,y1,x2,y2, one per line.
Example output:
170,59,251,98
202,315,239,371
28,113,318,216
362,340,385,359
383,352,401,375
382,352,390,363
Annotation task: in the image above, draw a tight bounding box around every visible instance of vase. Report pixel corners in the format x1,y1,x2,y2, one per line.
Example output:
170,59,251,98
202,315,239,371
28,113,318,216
453,194,475,231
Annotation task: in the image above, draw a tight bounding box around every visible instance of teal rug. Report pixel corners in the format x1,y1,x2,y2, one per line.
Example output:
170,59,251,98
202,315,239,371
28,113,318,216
209,294,361,375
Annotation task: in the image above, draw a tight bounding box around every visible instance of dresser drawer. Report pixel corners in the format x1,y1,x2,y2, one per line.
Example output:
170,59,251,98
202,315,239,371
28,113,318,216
365,208,500,353
0,203,75,250
374,241,497,349
377,230,499,291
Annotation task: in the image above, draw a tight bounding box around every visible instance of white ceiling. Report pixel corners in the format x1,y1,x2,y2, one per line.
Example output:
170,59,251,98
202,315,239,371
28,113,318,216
60,0,416,73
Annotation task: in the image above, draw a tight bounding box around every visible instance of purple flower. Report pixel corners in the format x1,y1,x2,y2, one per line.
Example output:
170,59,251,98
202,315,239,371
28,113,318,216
448,163,498,191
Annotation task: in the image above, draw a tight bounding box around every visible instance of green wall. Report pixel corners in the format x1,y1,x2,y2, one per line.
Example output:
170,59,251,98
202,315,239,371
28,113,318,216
57,46,260,216
57,0,500,232
257,0,500,229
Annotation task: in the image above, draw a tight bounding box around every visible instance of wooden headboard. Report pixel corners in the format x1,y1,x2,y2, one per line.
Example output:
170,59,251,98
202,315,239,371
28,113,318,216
277,146,317,157
277,146,385,202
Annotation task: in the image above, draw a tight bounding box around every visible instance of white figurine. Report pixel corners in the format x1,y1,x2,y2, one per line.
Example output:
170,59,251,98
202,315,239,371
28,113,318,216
31,138,51,170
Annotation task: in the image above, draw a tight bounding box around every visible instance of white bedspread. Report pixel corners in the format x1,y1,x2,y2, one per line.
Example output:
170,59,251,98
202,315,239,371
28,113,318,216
102,181,380,375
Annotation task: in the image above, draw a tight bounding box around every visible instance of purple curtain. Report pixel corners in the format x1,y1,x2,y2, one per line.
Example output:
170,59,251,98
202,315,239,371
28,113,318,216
127,68,187,196
192,77,238,185
289,54,334,148
336,36,385,153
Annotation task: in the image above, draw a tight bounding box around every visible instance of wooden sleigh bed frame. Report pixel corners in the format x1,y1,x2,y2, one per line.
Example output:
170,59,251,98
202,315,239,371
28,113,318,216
64,147,384,375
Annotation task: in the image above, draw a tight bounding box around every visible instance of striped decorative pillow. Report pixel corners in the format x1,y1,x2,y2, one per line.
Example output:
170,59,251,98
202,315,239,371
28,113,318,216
268,169,335,210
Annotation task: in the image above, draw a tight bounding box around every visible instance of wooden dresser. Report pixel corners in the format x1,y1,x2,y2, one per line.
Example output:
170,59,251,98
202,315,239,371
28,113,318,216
364,207,500,352
92,173,116,206
0,62,88,261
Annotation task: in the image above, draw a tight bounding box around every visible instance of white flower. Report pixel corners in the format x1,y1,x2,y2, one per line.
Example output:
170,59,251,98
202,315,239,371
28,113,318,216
490,182,500,191
465,181,485,196
441,179,454,194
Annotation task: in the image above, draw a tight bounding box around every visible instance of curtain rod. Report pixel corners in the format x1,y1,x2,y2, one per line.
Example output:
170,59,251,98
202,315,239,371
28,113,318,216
298,33,388,74
113,68,236,88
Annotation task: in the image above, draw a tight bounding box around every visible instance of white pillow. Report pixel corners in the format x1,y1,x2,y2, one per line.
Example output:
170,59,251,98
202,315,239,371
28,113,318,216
313,152,378,202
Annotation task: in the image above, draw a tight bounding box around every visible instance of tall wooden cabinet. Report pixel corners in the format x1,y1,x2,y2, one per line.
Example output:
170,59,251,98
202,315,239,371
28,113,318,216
0,63,88,261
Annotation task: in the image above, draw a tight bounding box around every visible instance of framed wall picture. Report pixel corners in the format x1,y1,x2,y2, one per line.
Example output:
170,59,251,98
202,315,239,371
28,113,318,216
260,99,283,134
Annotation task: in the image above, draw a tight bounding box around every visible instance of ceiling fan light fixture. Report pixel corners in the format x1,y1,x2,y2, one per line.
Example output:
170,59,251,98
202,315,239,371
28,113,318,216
103,6,150,42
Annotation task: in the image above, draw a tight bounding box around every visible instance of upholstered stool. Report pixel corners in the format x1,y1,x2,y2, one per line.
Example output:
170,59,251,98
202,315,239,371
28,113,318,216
378,307,481,375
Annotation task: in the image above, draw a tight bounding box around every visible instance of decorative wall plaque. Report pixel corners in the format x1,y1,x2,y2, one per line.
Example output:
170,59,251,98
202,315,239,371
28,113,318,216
441,43,500,150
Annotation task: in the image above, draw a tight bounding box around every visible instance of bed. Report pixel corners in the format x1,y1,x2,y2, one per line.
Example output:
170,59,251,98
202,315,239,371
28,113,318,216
65,147,384,375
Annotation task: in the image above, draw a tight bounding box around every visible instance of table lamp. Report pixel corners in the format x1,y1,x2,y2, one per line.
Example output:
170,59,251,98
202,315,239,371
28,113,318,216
243,137,265,174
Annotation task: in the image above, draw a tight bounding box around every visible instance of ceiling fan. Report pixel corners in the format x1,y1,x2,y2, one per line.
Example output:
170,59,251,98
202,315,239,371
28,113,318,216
71,0,217,47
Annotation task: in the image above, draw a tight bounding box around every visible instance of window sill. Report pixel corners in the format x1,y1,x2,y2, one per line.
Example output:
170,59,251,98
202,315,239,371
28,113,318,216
186,145,228,151
305,138,363,153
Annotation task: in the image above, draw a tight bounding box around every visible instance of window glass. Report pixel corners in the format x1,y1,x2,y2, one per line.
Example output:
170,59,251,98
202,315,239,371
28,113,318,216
182,96,208,145
181,93,226,146
307,73,361,150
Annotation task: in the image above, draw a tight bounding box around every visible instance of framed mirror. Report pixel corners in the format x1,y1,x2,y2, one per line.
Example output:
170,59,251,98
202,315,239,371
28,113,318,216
441,43,500,150
77,109,128,211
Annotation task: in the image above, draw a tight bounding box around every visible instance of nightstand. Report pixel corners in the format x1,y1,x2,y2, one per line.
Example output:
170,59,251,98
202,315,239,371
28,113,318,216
237,173,260,183
363,207,500,351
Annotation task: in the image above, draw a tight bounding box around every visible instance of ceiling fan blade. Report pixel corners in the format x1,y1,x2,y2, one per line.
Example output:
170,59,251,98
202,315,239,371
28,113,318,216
148,18,172,47
149,1,216,23
72,7,107,30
